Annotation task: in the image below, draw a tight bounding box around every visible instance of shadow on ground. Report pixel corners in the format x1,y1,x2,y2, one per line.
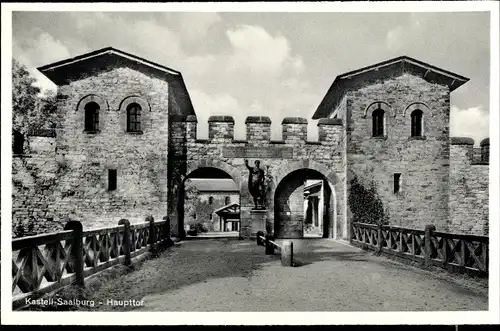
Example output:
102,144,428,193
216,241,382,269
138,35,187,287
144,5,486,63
39,238,487,312
73,239,282,311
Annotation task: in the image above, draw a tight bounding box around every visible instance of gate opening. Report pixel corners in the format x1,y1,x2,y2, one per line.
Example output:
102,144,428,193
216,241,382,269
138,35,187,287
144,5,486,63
274,169,333,239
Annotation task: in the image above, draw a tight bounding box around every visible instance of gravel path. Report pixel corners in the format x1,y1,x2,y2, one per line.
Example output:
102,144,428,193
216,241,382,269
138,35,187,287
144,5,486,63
73,239,487,312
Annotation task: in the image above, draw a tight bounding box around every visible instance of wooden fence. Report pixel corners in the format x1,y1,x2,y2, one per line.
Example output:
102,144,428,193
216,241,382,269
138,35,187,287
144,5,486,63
12,216,172,309
351,222,488,277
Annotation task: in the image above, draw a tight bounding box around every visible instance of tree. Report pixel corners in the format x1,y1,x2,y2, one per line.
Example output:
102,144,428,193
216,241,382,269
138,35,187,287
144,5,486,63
12,59,40,133
184,179,200,223
184,179,212,233
37,90,58,129
12,59,57,134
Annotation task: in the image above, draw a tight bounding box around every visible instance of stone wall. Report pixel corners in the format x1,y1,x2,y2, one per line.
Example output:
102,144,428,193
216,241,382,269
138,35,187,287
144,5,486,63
337,73,451,232
449,138,489,235
181,115,346,239
51,66,172,229
12,60,489,240
12,134,60,236
274,173,305,238
11,64,193,234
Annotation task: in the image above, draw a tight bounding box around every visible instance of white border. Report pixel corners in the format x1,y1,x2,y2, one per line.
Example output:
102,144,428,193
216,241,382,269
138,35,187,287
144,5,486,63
2,1,499,325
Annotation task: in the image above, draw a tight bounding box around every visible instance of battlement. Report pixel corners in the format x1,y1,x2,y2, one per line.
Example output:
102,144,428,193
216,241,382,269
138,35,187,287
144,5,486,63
208,115,235,141
184,115,344,144
450,136,490,165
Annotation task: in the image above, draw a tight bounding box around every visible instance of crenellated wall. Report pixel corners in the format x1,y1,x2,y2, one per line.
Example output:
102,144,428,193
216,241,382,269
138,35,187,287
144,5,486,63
174,115,346,239
449,137,489,235
12,50,490,240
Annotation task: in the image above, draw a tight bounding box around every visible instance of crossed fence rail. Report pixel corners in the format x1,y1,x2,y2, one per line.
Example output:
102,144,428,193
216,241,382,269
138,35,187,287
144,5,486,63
11,216,173,310
351,222,488,277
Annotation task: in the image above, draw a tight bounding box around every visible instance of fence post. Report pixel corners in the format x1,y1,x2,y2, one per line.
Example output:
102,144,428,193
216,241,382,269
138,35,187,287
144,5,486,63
349,221,353,244
147,215,156,253
256,231,265,246
118,219,132,266
377,224,383,255
64,220,84,287
162,216,174,247
265,234,275,255
424,224,436,268
281,241,293,267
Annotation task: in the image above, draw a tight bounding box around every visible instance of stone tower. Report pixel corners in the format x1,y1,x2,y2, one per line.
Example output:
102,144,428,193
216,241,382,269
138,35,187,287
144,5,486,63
313,56,470,233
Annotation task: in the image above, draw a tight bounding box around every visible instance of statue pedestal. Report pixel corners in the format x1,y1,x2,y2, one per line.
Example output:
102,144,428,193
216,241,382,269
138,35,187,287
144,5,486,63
249,209,267,238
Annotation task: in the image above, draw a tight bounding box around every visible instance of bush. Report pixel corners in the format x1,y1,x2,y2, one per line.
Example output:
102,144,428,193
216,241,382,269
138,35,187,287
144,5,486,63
348,175,388,226
187,222,208,236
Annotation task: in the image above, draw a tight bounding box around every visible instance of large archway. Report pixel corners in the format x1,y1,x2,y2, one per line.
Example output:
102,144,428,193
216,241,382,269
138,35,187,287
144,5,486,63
273,168,336,239
179,160,243,237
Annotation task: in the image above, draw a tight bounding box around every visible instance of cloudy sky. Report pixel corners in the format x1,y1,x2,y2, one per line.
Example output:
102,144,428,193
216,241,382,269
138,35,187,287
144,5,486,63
12,11,490,144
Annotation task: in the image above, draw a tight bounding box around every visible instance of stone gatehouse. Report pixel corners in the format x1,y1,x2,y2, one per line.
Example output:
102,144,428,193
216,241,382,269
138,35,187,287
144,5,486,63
12,47,490,239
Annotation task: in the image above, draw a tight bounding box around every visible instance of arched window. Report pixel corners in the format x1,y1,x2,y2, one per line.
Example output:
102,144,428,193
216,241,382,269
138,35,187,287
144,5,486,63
13,130,24,155
127,103,142,132
84,102,99,132
372,108,384,137
411,109,423,137
208,196,214,205
225,196,231,205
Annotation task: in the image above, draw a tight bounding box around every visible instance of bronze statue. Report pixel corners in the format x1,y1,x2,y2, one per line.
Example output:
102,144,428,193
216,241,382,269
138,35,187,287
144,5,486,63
245,159,266,209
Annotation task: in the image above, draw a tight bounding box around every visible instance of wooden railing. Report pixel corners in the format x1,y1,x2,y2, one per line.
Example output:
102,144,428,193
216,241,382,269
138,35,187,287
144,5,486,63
12,216,172,309
351,222,488,276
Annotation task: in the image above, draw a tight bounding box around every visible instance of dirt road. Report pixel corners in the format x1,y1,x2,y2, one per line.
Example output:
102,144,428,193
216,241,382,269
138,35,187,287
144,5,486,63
70,239,487,312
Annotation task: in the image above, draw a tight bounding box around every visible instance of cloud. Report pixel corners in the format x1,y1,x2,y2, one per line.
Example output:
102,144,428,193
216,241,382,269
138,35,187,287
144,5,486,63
386,26,405,51
12,32,71,93
226,25,303,75
189,89,244,138
13,12,489,147
385,13,426,52
175,12,222,40
450,105,490,146
190,89,242,116
182,54,217,77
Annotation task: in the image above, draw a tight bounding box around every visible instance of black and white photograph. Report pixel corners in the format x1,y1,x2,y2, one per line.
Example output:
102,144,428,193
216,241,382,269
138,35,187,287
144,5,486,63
1,1,499,325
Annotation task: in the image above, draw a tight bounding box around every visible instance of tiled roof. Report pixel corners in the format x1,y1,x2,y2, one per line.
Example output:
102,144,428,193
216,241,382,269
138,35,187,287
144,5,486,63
313,55,469,119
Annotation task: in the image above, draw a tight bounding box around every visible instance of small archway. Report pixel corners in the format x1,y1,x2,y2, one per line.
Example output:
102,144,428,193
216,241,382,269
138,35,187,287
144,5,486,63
181,161,242,236
274,168,335,239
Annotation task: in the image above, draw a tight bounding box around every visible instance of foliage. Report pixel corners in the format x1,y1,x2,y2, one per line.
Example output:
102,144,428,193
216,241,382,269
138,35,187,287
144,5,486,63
12,59,57,134
184,179,213,234
184,179,200,223
193,200,214,224
187,222,208,236
348,175,388,226
12,59,40,132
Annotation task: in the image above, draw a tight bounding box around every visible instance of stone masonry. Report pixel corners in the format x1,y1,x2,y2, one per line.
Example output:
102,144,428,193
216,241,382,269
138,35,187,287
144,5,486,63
12,48,194,235
449,138,489,235
12,49,489,238
314,56,489,236
175,115,345,239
